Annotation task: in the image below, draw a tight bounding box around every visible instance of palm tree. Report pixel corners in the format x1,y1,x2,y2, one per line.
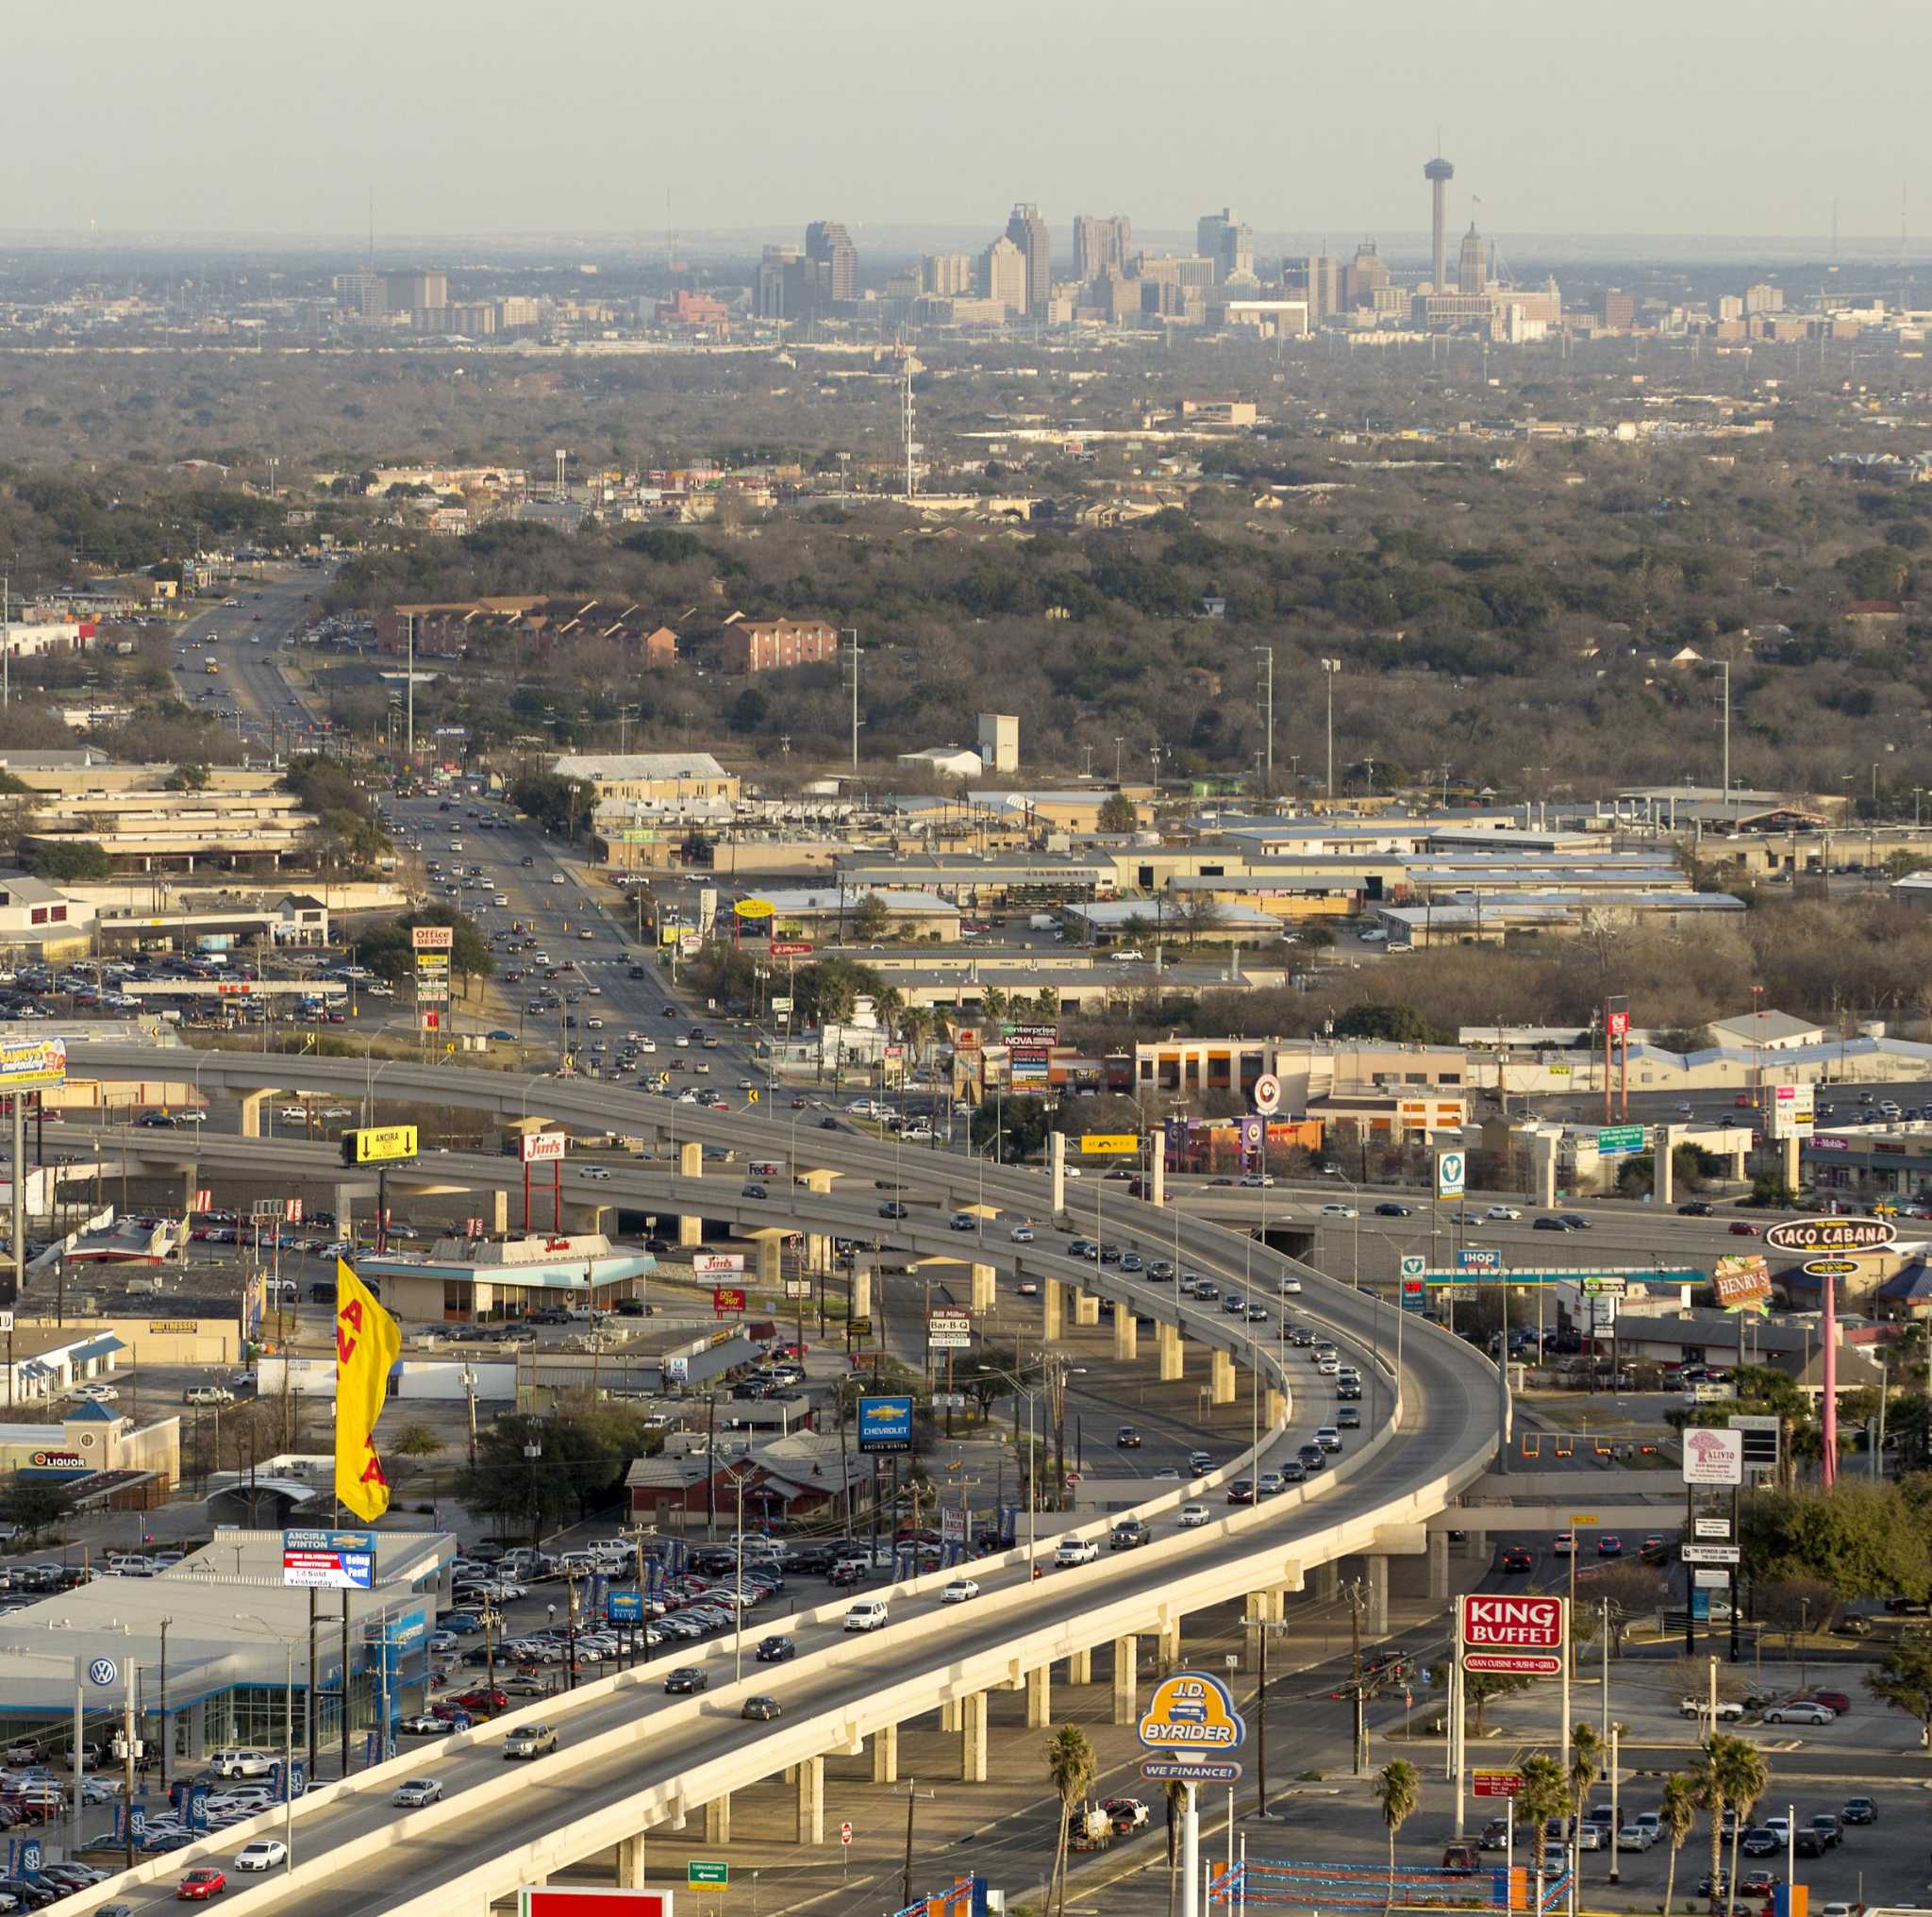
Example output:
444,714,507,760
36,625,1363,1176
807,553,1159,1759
1163,1778,1188,1917
1713,1736,1769,1917
1514,1755,1567,1917
1690,1742,1725,1910
1372,1759,1422,1913
1567,1722,1604,1886
1658,1772,1698,1913
1045,1724,1096,1917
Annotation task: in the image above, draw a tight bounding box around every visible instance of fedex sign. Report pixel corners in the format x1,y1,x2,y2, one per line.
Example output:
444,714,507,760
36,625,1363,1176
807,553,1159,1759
1459,1594,1565,1675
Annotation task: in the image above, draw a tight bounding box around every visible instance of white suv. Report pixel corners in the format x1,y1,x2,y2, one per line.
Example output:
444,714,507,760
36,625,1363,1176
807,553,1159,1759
208,1749,275,1778
843,1600,890,1632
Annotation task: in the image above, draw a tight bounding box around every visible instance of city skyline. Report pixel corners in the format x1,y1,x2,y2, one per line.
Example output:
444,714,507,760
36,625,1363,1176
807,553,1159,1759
9,0,1928,242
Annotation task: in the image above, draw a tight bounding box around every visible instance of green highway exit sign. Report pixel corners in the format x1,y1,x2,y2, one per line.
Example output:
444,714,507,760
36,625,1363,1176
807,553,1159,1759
689,1860,729,1886
1596,1125,1646,1154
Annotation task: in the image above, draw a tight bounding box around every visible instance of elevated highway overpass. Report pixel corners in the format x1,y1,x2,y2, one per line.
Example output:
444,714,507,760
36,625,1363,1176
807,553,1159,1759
50,1044,1505,1917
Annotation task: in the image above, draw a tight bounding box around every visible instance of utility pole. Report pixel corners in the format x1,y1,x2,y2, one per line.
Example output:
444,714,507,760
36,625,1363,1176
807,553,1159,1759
897,1781,936,1910
843,627,860,771
405,612,416,767
1321,658,1342,799
1253,646,1274,795
1720,657,1731,814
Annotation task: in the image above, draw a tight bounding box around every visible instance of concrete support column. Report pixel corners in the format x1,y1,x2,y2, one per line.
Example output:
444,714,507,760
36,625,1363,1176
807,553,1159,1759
1781,1135,1801,1194
794,1755,824,1844
1157,1617,1182,1667
1654,1124,1675,1208
1316,1561,1341,1602
1266,1387,1288,1425
757,1235,782,1287
806,1232,830,1275
1158,1320,1184,1381
1042,1278,1066,1342
1210,1346,1237,1406
1428,1530,1451,1602
180,1169,197,1219
1051,1128,1066,1217
704,1794,732,1846
971,1262,996,1313
802,1169,836,1195
960,1691,988,1783
852,1264,873,1322
1112,1636,1138,1725
1529,1131,1559,1209
1066,1647,1091,1686
1148,1140,1165,1208
1112,1310,1139,1363
1026,1662,1052,1728
614,1837,645,1889
1365,1554,1390,1636
678,1213,705,1248
941,1698,960,1733
331,1184,355,1243
491,1188,509,1233
584,1203,614,1235
1730,1142,1750,1185
1243,1592,1274,1629
1073,1289,1100,1327
239,1091,269,1140
871,1723,899,1784
678,1140,704,1177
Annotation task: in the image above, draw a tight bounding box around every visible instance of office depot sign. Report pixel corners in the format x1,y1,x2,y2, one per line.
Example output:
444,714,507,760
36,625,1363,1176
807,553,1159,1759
1459,1594,1565,1675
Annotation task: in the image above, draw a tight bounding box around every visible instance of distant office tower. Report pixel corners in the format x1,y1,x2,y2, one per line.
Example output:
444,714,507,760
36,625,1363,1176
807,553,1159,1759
1343,242,1390,309
924,252,974,296
1743,281,1784,314
1718,293,1744,322
981,236,1028,315
1005,204,1051,314
1196,208,1253,285
1295,254,1340,321
805,221,858,304
334,269,382,319
757,244,807,319
1457,223,1484,296
1601,290,1637,329
1424,153,1455,290
1073,214,1132,281
383,269,446,313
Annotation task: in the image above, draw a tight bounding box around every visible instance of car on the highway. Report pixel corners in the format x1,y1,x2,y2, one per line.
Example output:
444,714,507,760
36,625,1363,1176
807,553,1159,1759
233,1842,286,1872
176,1869,228,1901
1008,1224,1035,1242
1484,1205,1522,1221
503,1724,558,1759
1296,1442,1326,1472
1110,1518,1150,1549
740,1184,768,1199
1115,1425,1141,1447
949,1212,975,1231
1499,1546,1534,1573
1225,1478,1255,1505
1319,1202,1357,1218
1676,1200,1715,1216
844,1600,890,1632
1533,1216,1573,1232
754,1635,796,1662
1176,1504,1210,1527
1596,1534,1624,1558
1374,1202,1412,1216
941,1578,980,1604
1054,1538,1099,1567
741,1695,782,1722
1551,1532,1574,1556
662,1667,709,1693
581,1165,611,1181
1279,1275,1303,1294
1728,1222,1760,1237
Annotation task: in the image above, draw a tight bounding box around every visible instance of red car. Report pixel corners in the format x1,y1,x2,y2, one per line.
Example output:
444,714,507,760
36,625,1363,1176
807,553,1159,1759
178,1869,227,1901
1728,1222,1760,1237
1803,1689,1851,1716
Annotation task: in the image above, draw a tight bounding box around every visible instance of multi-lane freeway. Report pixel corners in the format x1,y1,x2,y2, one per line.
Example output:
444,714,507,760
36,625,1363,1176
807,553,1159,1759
167,572,325,757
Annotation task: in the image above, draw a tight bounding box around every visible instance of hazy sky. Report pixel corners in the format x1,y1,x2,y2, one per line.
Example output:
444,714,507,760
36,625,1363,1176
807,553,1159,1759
14,0,1928,243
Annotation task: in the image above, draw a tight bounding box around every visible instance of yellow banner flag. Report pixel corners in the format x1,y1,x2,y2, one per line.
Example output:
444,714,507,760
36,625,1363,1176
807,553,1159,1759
335,1258,401,1523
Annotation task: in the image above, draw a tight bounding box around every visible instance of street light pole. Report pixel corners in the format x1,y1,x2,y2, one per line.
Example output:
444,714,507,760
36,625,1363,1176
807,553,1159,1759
1321,658,1341,799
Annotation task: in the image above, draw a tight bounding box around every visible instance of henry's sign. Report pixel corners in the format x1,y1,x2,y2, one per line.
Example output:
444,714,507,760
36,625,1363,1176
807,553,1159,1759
1763,1215,1895,1255
1459,1594,1565,1675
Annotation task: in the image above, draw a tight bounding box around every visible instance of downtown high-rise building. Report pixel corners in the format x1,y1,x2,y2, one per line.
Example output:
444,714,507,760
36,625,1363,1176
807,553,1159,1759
1457,222,1485,295
1195,208,1253,284
1005,203,1051,315
805,220,858,304
1073,213,1133,281
981,235,1029,315
923,252,974,296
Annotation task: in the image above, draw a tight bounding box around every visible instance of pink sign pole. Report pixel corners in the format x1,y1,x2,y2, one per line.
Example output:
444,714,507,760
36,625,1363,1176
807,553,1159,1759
1821,1270,1838,1488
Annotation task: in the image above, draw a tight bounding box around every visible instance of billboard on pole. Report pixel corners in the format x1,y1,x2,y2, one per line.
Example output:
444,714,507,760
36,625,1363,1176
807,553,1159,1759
1458,1594,1564,1675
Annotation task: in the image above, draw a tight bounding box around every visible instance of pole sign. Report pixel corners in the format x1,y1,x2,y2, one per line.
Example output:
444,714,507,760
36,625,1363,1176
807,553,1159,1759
1458,1594,1565,1675
857,1395,913,1453
1473,1771,1524,1798
1681,1427,1745,1486
1457,1247,1502,1273
520,1131,568,1163
1079,1133,1139,1156
1435,1149,1465,1199
1763,1216,1896,1254
710,1287,747,1315
692,1252,744,1275
281,1528,376,1590
1595,1125,1645,1155
409,925,455,951
340,1125,419,1167
926,1309,973,1349
0,1036,66,1090
1252,1074,1282,1117
770,941,813,958
1802,1258,1860,1278
1680,1543,1742,1565
1137,1670,1248,1761
606,1590,644,1624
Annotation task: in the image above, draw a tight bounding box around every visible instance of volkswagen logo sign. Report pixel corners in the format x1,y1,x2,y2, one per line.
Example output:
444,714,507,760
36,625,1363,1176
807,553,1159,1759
87,1658,118,1688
